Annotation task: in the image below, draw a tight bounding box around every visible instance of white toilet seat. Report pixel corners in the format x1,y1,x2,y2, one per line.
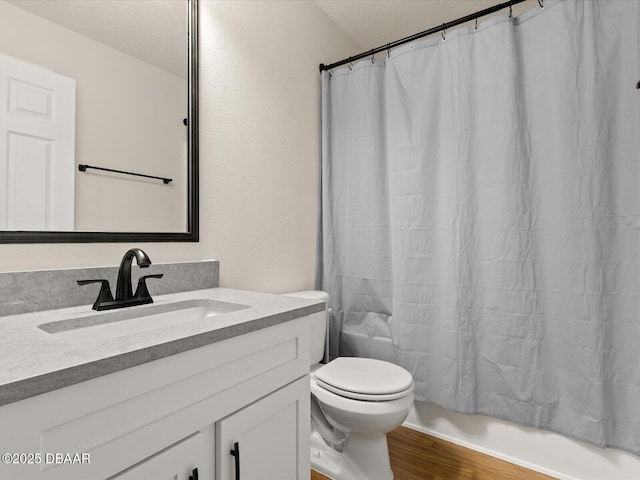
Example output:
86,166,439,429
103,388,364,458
315,357,414,401
316,379,413,401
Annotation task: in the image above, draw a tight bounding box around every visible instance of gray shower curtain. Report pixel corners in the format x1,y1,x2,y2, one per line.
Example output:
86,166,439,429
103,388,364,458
320,0,640,454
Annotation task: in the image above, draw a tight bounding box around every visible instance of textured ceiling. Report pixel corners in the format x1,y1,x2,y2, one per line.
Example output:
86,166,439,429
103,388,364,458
314,0,537,54
6,0,540,78
6,0,186,78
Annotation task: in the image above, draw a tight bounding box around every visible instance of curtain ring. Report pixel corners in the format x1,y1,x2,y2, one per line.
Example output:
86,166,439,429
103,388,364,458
538,0,544,8
387,45,391,59
441,25,446,41
329,70,334,79
509,2,513,18
475,14,478,30
371,49,375,64
348,62,353,71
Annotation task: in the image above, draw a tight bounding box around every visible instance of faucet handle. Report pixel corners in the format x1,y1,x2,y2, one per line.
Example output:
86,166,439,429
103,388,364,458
134,274,164,301
77,279,114,311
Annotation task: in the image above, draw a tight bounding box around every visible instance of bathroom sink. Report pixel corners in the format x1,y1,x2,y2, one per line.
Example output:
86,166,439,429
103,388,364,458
37,299,249,342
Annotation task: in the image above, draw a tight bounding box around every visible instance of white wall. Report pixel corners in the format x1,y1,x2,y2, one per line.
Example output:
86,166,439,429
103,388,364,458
196,0,361,292
0,0,360,294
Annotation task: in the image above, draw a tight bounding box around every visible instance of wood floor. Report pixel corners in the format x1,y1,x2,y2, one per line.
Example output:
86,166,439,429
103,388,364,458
310,426,557,480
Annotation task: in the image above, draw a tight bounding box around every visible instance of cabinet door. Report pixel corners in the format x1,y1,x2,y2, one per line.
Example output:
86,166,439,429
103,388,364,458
217,376,310,480
110,432,206,480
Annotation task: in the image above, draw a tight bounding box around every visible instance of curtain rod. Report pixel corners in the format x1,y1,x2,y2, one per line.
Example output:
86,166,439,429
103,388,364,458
319,0,529,73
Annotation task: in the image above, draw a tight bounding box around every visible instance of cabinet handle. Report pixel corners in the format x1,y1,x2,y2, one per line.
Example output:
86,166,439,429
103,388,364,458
229,442,240,480
188,467,199,480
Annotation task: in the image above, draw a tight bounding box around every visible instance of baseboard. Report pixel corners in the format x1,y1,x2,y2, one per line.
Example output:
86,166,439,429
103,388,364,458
401,419,575,480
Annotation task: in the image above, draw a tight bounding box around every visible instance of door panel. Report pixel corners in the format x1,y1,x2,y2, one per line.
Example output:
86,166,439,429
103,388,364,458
217,376,310,480
0,52,75,230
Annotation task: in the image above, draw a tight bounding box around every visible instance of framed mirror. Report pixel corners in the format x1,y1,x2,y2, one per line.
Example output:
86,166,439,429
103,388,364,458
0,0,198,243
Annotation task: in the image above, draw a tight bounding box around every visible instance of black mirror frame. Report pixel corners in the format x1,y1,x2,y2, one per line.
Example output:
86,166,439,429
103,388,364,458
0,0,199,244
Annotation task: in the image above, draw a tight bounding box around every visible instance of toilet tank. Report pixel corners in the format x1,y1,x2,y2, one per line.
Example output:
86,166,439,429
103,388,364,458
283,291,329,365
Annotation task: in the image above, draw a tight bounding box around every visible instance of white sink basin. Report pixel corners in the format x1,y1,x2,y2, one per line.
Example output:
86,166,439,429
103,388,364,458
37,299,249,342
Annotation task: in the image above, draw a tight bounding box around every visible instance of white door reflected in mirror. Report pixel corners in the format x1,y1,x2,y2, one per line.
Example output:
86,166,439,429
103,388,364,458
0,53,75,230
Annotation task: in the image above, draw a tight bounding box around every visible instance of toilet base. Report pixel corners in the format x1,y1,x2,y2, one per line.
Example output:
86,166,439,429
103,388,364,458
311,431,342,479
310,429,393,480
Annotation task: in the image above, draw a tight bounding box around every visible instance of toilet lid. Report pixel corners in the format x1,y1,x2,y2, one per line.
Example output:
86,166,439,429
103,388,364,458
315,357,414,401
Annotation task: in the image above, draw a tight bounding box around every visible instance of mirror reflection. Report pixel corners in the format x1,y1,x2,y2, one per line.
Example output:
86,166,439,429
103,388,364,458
0,0,188,233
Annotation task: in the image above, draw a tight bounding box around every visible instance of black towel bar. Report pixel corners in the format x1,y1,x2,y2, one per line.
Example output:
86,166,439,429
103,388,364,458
78,164,172,184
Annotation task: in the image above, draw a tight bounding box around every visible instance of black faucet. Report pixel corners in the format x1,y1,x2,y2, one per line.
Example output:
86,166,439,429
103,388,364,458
115,248,151,301
77,248,163,311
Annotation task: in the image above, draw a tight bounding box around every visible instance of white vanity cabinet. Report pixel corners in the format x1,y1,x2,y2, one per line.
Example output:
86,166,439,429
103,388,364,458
0,313,315,480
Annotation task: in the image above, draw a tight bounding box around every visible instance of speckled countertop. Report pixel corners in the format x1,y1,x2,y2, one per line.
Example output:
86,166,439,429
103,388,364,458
0,288,324,407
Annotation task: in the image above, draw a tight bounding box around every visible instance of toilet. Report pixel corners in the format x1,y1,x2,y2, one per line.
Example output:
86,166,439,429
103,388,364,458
285,291,414,480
